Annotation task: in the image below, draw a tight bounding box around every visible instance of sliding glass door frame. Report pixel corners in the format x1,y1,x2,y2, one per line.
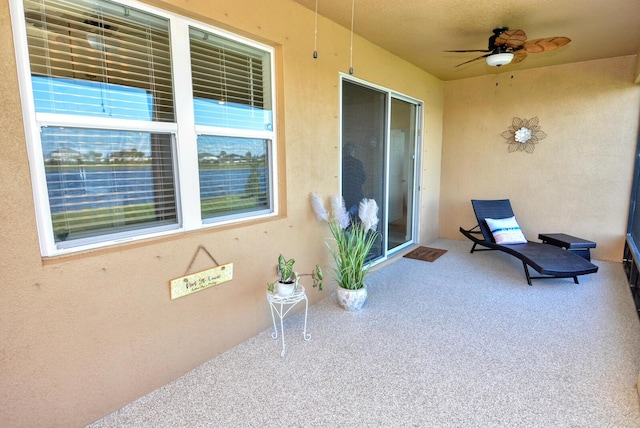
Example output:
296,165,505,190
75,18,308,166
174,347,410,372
339,74,423,264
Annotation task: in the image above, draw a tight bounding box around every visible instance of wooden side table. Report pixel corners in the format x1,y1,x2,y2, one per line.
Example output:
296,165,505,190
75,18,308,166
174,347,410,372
266,285,310,357
538,233,596,261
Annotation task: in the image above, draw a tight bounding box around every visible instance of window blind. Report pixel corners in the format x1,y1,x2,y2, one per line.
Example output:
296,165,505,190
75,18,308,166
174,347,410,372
25,0,173,121
41,127,176,244
197,136,269,220
23,0,178,246
189,28,272,131
190,28,273,220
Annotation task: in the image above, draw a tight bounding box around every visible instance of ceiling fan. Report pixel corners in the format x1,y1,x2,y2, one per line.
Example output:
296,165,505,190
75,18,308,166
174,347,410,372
25,9,120,52
446,27,571,68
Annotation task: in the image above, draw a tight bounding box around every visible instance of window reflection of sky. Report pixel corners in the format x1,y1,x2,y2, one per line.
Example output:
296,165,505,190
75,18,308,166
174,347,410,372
193,98,271,131
33,76,153,120
34,76,270,157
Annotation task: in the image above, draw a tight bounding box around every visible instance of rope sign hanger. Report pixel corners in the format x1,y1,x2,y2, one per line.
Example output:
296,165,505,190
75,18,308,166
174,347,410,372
183,244,220,276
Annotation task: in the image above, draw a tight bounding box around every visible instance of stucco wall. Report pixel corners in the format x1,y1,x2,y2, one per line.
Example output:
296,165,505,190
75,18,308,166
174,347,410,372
440,56,640,262
0,0,443,426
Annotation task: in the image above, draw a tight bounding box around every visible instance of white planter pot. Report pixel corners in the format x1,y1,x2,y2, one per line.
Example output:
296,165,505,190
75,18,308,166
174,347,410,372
276,280,297,297
336,285,367,311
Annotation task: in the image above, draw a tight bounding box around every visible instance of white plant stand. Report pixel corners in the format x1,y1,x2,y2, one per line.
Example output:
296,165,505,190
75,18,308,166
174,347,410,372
266,285,310,357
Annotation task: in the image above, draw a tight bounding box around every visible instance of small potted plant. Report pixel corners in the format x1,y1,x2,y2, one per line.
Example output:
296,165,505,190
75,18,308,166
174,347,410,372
267,254,323,297
310,192,379,310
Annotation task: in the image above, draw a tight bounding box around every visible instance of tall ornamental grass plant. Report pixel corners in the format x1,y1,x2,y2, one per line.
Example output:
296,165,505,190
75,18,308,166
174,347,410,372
310,193,379,290
328,219,378,290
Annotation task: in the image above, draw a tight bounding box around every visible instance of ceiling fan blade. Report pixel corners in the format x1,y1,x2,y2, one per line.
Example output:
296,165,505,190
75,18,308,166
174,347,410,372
444,49,491,53
495,29,527,48
523,36,571,53
454,53,491,67
511,50,528,64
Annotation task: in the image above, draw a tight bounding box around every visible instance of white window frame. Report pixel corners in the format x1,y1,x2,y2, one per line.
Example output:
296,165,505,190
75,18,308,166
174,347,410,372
9,0,279,257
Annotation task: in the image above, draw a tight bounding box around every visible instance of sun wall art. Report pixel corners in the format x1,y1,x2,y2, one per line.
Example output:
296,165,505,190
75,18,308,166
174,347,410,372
501,117,547,153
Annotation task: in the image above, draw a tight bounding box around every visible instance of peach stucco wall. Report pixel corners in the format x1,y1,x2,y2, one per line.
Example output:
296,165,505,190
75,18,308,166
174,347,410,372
439,56,640,262
0,0,443,426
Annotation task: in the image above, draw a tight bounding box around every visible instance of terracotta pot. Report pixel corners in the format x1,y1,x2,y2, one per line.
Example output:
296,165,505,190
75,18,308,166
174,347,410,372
336,285,367,311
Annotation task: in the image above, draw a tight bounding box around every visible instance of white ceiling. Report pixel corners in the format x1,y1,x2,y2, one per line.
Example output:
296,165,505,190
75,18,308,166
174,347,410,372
293,0,640,81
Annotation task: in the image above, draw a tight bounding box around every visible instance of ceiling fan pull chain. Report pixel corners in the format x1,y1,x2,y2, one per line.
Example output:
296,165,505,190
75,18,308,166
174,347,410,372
349,0,355,74
313,0,318,58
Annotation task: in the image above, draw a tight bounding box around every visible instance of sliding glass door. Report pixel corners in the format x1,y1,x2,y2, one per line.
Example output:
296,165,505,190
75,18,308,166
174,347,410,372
388,98,417,251
341,78,420,261
341,80,386,260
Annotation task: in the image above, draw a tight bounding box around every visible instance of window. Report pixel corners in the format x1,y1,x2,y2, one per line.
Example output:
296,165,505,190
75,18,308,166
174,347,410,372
189,28,273,221
12,0,277,256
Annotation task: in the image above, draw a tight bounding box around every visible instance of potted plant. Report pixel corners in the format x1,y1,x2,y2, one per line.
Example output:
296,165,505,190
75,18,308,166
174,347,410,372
310,193,379,310
267,254,323,297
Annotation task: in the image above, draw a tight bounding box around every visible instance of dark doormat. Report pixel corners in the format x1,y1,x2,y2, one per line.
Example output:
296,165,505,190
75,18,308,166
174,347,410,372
403,246,447,262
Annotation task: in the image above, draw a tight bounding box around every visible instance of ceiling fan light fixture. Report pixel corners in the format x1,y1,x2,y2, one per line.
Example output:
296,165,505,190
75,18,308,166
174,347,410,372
86,34,105,50
486,52,514,67
86,34,119,52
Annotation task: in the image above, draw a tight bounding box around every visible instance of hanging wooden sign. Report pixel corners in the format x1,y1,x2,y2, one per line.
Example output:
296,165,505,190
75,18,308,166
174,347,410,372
170,263,233,300
170,245,232,300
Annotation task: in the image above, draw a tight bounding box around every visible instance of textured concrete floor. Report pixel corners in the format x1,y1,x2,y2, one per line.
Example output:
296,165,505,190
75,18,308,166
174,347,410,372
89,239,640,427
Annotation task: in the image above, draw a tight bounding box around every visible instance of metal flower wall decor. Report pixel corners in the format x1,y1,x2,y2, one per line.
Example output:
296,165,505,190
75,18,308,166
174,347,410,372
501,117,547,153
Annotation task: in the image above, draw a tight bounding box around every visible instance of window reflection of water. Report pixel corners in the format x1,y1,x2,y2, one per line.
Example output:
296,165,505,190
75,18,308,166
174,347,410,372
45,166,266,213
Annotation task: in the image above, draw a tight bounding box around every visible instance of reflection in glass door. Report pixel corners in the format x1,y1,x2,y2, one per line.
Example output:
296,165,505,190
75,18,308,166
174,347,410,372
341,79,420,261
341,81,386,261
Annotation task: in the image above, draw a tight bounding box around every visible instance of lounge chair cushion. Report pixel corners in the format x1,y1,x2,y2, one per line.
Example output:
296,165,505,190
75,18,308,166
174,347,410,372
485,216,528,244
